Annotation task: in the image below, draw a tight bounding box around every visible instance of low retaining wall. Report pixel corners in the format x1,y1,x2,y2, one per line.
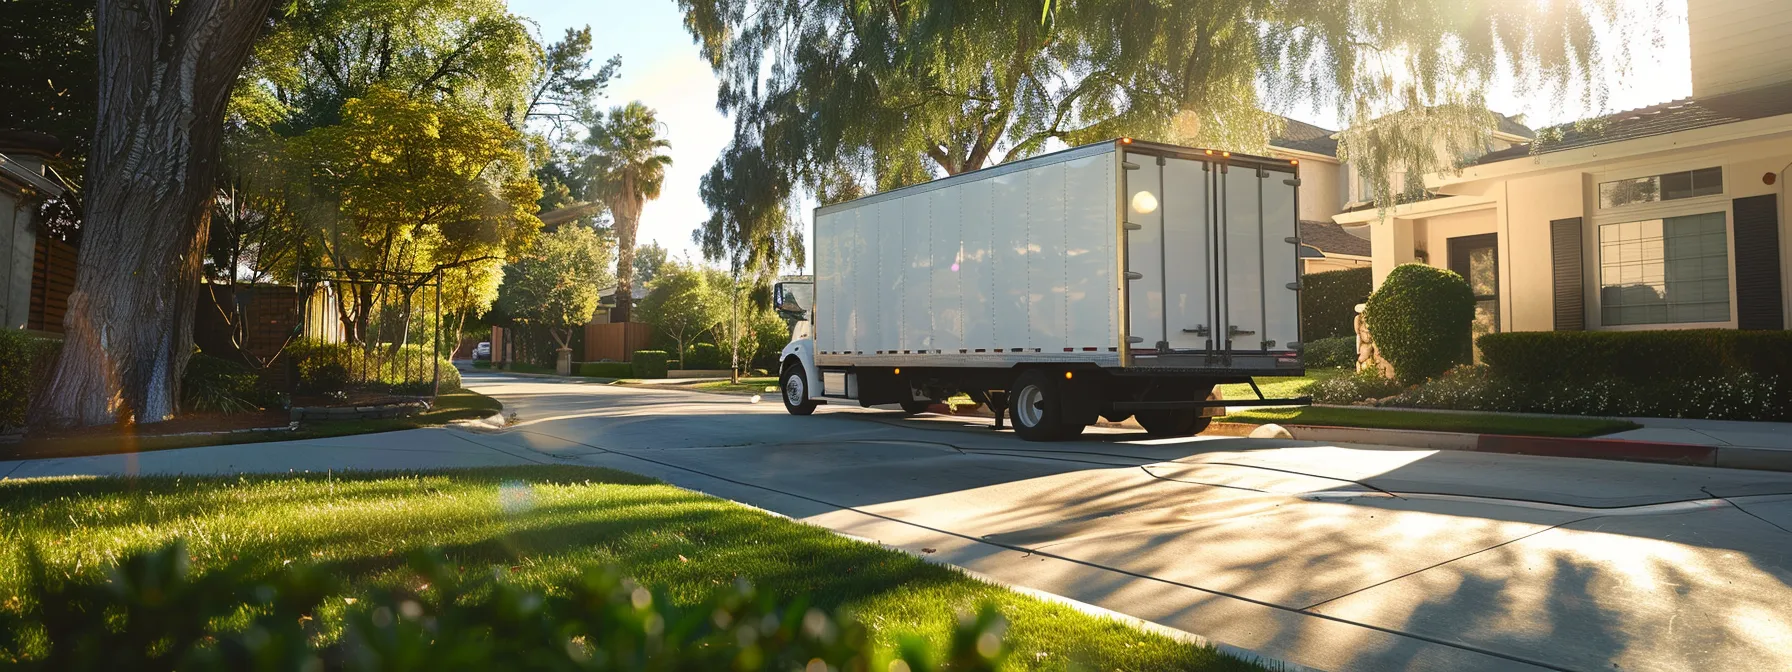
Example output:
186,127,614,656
666,369,734,379
290,399,430,422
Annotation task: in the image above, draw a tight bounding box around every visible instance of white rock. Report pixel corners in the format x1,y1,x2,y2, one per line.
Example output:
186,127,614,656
1248,423,1293,439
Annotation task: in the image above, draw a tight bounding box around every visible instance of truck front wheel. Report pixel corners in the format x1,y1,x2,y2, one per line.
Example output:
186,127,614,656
781,365,818,416
1009,370,1078,441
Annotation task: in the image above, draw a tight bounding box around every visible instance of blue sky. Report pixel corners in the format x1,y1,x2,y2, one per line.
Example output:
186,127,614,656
512,1,1693,270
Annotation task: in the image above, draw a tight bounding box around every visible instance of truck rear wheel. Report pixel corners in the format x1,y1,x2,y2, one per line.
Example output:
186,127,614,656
781,365,817,416
1009,370,1075,441
899,400,932,415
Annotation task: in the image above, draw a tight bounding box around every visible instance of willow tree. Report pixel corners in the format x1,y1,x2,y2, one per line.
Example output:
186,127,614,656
35,0,280,427
583,102,673,323
682,0,1653,259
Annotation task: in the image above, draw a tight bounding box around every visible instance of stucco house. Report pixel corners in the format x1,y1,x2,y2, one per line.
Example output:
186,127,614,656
1342,0,1791,338
0,131,67,332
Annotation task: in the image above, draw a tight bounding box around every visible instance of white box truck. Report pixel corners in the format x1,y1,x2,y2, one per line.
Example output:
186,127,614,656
773,138,1308,441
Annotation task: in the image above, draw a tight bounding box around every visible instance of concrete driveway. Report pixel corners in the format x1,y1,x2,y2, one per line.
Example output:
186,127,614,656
8,370,1792,672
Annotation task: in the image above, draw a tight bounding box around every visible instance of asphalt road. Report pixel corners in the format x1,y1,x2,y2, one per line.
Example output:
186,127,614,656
9,370,1792,671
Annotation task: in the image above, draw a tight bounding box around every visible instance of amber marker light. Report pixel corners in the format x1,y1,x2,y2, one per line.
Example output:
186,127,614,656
1064,371,1074,380
1291,159,1299,165
894,368,901,375
1120,137,1133,144
1204,149,1214,155
1222,151,1231,158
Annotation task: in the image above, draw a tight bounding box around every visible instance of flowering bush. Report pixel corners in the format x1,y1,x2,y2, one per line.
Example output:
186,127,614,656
1388,365,1790,421
1310,369,1406,405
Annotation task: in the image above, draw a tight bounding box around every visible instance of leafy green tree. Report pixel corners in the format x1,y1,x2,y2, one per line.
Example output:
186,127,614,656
496,224,614,352
635,261,725,368
583,102,673,323
0,0,95,242
632,241,669,288
681,0,1650,266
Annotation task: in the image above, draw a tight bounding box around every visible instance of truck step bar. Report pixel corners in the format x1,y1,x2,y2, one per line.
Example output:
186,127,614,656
1110,396,1311,411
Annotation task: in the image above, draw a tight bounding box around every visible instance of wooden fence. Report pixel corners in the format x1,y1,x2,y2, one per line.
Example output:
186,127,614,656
583,322,651,362
28,236,76,333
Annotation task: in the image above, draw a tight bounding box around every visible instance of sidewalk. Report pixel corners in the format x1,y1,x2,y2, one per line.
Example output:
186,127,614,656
1605,416,1792,452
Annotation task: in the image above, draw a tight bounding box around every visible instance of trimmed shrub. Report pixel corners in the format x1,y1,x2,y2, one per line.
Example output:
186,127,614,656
1309,369,1406,405
1302,267,1371,340
1363,263,1475,385
1478,329,1792,383
180,354,265,414
577,361,633,378
1301,335,1356,369
631,350,669,379
3,541,1012,671
0,331,61,429
684,342,726,370
1389,364,1791,421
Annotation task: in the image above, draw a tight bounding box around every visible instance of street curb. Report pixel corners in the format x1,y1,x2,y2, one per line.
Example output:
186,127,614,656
1222,423,1792,472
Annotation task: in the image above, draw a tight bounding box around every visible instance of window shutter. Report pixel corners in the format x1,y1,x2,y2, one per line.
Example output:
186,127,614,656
1550,218,1585,331
1733,194,1784,330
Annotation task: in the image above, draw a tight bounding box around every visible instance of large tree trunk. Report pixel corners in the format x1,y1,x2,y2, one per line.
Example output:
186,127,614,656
611,194,641,323
35,0,277,428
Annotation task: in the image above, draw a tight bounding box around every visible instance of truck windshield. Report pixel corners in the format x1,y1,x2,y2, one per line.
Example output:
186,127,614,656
775,282,814,318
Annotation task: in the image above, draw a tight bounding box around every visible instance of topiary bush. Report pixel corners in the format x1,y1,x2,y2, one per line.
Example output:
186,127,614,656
180,354,265,414
1363,263,1475,385
0,541,1013,671
684,342,726,370
631,350,669,379
1301,335,1356,369
0,331,61,430
578,361,633,378
1302,267,1371,340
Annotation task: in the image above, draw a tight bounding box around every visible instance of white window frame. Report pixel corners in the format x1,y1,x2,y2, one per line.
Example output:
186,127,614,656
1588,163,1735,331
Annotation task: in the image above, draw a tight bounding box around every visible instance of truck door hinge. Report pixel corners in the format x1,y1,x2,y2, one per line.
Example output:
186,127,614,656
1124,271,1144,280
1261,339,1277,349
1284,178,1302,187
1124,222,1143,231
1122,161,1141,170
1283,236,1300,244
1127,336,1146,344
1285,281,1301,291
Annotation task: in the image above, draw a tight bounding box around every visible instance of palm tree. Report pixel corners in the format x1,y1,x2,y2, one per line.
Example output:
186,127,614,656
585,102,672,323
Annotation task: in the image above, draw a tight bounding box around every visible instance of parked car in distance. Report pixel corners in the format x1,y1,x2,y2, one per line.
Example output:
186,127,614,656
473,342,491,360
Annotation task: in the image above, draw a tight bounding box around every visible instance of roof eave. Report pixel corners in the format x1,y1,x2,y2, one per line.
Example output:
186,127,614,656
1428,112,1792,193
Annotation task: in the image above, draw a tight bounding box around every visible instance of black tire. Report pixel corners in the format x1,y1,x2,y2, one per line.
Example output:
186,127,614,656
1008,370,1071,441
1134,410,1210,437
781,364,817,416
899,400,932,415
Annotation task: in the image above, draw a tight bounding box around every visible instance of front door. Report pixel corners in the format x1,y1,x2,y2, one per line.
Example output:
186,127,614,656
1448,233,1500,349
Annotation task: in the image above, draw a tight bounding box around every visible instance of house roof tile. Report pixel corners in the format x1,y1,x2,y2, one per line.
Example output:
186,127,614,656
1300,220,1371,257
1269,117,1339,157
1475,80,1792,165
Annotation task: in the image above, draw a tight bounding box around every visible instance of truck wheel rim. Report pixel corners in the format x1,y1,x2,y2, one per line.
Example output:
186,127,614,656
785,374,805,406
1014,384,1045,428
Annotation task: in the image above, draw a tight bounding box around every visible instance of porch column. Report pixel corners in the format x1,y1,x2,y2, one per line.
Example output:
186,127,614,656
1368,214,1417,289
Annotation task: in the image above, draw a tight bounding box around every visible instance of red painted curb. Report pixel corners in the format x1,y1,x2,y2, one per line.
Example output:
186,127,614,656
1474,435,1716,466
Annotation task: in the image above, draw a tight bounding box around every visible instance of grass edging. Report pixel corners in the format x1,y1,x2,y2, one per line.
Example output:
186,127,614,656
1217,405,1640,438
3,389,504,461
0,466,1274,671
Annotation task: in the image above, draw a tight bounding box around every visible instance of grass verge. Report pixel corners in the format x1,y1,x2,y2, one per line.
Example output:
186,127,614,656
0,466,1266,671
1216,368,1347,401
691,377,780,395
1219,405,1641,437
3,390,503,461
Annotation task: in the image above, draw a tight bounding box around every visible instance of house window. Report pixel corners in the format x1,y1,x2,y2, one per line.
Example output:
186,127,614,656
1598,212,1730,326
1597,167,1723,209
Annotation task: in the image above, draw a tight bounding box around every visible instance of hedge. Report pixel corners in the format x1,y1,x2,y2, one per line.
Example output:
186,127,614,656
0,331,61,429
1302,267,1371,340
577,361,633,378
1479,329,1792,383
1391,364,1790,421
1301,335,1356,369
287,341,461,394
631,350,669,379
1363,264,1475,385
179,354,267,414
684,342,726,370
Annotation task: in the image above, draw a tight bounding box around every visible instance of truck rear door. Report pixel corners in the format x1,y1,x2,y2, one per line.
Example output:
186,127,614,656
1125,149,1301,365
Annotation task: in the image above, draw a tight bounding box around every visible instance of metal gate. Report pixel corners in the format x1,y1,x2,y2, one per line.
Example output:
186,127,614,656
297,267,444,399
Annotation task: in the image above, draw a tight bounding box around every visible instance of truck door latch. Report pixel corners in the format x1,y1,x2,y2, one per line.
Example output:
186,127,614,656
1228,325,1255,337
1181,325,1210,336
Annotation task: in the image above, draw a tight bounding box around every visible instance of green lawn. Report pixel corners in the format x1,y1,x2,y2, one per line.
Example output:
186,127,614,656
4,389,504,460
1216,367,1347,402
1219,405,1640,438
691,376,781,395
0,466,1266,671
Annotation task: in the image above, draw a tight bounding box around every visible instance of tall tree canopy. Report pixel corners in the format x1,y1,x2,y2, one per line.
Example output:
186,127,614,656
583,102,673,323
495,224,614,350
682,0,1653,261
